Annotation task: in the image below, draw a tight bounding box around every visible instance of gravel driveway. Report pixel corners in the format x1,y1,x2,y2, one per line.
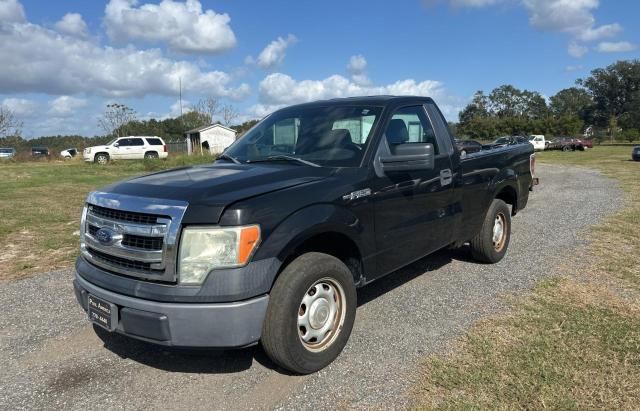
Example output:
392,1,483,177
0,165,622,410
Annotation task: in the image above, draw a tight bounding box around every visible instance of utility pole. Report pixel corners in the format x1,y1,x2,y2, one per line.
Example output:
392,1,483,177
179,77,183,118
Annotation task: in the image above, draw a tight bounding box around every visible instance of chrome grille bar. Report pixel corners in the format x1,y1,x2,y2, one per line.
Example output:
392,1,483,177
80,191,188,283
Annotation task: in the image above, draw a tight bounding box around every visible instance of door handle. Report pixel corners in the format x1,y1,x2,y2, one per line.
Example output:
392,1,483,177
440,169,453,186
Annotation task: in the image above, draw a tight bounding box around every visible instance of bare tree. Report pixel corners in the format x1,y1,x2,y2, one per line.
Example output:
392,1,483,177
221,104,239,127
192,97,220,124
0,105,23,137
98,103,137,137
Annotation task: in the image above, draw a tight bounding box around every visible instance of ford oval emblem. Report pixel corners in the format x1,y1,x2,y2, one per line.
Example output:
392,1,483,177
95,227,117,245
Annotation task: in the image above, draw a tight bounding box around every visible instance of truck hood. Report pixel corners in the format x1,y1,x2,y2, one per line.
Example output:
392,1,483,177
101,163,333,223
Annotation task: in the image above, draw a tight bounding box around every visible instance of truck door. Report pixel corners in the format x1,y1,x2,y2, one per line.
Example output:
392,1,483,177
371,105,456,277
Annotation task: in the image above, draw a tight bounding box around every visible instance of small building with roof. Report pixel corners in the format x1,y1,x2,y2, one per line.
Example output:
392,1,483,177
184,124,237,155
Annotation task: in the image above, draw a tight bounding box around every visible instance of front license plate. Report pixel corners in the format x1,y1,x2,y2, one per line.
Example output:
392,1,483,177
88,294,117,331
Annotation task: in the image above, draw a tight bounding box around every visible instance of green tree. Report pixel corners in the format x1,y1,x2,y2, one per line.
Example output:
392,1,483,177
549,87,592,119
577,60,640,127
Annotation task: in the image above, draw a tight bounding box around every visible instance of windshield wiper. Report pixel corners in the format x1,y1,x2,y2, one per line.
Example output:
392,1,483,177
249,155,321,167
216,153,241,164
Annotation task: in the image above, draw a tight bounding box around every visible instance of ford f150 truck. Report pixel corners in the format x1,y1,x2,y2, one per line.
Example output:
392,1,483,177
74,96,536,374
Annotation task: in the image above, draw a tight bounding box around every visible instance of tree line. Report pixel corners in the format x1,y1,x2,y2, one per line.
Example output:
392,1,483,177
456,59,640,143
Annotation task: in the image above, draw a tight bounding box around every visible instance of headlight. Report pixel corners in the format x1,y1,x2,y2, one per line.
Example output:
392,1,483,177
178,225,260,285
85,148,91,154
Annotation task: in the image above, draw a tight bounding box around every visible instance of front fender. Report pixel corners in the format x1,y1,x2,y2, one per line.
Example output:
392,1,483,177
253,203,371,281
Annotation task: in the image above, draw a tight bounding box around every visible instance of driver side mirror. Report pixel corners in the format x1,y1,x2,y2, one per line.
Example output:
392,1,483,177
380,143,434,172
113,142,119,148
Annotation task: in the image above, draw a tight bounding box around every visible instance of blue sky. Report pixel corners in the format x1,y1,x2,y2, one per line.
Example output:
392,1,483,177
1,0,638,137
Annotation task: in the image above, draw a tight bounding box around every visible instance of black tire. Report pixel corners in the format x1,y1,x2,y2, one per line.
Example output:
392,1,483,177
94,153,109,164
562,145,571,152
144,151,159,160
470,199,511,263
261,252,357,374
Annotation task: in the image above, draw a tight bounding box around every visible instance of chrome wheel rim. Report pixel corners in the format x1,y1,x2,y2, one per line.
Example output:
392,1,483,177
298,278,346,352
492,212,507,251
97,155,107,164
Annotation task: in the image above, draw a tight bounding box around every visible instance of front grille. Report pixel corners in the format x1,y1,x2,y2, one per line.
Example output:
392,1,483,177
88,224,163,251
86,247,162,274
89,204,164,225
82,193,186,283
121,234,163,251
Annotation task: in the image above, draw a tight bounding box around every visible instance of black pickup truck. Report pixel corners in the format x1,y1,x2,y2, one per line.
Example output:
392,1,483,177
74,96,536,374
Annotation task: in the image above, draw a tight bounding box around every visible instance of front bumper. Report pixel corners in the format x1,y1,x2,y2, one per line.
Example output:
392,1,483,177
74,272,269,348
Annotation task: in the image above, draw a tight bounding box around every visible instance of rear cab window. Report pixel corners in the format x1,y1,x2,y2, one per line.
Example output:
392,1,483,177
384,105,439,155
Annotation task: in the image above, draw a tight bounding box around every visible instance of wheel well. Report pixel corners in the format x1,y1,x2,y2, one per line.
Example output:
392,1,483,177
496,185,518,215
94,152,109,159
282,232,363,285
145,151,158,156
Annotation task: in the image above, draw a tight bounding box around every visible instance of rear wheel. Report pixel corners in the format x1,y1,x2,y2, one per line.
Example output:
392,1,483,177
470,199,511,263
144,151,159,160
261,252,357,374
94,153,109,164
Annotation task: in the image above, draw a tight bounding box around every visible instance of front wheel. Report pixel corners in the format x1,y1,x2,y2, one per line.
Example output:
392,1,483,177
470,199,511,263
562,145,571,152
261,252,357,374
94,153,109,164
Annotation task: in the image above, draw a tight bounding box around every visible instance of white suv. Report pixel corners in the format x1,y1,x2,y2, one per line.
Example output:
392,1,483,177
83,136,168,164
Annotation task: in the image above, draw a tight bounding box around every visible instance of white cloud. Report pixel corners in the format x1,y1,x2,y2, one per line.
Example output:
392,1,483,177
1,97,36,116
576,23,621,42
0,16,250,99
440,0,628,57
596,41,637,53
568,42,588,58
253,72,464,120
54,13,88,37
347,55,371,86
255,34,297,69
48,96,88,116
104,0,236,54
0,0,25,23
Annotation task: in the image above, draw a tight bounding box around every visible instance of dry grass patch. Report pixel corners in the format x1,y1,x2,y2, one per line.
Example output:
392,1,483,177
413,146,640,409
0,155,214,281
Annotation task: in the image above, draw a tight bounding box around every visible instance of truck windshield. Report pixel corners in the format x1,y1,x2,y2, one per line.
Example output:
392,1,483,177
224,105,382,167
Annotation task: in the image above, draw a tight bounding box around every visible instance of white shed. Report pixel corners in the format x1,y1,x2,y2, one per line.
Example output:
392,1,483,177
185,124,237,155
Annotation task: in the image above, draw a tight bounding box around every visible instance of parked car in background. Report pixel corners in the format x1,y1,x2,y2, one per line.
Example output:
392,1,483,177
529,135,546,151
31,147,50,157
0,147,16,159
83,136,168,164
492,135,530,147
632,146,640,161
580,138,593,149
454,139,483,156
61,148,79,159
547,137,584,152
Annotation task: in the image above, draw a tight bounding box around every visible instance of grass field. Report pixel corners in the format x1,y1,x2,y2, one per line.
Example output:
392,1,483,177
414,146,640,409
0,155,215,281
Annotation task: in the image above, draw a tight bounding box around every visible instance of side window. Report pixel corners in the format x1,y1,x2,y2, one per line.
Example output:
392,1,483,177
129,138,144,146
117,138,130,146
385,106,439,154
146,138,162,145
